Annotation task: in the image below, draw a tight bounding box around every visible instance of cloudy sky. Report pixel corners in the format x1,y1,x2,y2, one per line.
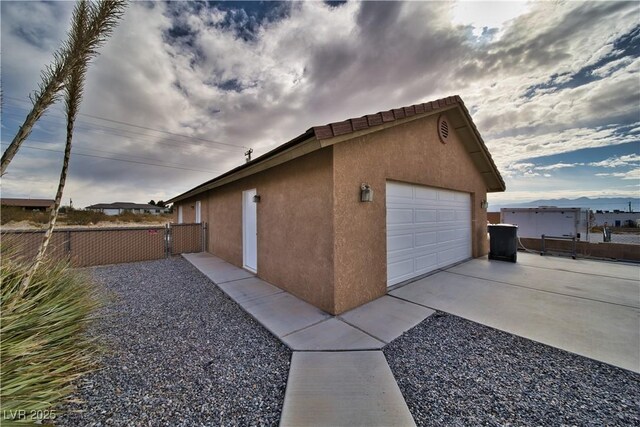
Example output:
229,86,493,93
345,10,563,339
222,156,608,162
1,1,639,209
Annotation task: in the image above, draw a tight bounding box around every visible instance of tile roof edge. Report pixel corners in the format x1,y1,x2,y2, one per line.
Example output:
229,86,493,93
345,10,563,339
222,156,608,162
314,95,458,141
168,94,506,203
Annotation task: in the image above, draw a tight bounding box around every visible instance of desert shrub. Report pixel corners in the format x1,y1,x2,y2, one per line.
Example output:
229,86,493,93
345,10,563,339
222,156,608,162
62,209,108,225
0,245,98,425
0,207,48,225
111,212,170,223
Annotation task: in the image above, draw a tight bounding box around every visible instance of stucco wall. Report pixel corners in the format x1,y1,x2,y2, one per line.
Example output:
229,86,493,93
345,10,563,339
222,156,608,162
174,197,209,226
175,199,195,224
332,113,489,313
188,149,336,313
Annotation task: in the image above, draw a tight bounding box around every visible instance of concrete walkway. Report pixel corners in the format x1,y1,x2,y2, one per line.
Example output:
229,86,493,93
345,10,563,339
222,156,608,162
183,252,432,350
184,250,640,425
280,352,415,427
182,252,427,426
390,252,640,373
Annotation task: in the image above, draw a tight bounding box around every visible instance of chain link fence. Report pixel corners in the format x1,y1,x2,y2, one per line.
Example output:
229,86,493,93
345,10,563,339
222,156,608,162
588,230,640,245
1,223,206,268
170,223,204,255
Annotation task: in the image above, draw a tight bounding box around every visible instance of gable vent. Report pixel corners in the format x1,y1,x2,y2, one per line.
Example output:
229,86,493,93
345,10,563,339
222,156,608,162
438,114,450,144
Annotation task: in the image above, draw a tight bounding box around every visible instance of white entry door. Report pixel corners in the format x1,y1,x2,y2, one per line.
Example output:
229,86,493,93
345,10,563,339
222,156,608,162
386,181,471,286
243,189,258,272
195,201,202,223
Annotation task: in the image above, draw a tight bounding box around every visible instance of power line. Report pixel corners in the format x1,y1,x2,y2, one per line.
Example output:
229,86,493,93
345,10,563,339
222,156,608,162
4,95,248,150
2,109,233,153
80,111,249,150
16,145,220,174
2,100,238,151
1,138,224,172
1,107,237,174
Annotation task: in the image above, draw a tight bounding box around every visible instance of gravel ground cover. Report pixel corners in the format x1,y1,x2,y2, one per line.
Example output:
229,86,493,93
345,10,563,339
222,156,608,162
56,257,291,427
384,312,640,426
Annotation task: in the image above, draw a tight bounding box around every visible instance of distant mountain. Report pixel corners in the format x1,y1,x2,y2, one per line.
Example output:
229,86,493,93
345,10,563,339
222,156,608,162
490,197,640,212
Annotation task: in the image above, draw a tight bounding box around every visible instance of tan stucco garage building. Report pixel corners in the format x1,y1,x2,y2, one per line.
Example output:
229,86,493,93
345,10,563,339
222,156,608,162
168,95,505,315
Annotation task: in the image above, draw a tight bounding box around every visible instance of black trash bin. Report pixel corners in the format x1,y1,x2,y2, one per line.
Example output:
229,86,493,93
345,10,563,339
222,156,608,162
488,224,518,262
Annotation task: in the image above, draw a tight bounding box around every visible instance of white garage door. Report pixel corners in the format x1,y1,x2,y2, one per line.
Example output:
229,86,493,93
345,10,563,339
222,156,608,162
386,181,471,286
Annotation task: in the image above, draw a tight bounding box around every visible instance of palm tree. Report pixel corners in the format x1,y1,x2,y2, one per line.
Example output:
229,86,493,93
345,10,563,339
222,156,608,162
12,0,127,303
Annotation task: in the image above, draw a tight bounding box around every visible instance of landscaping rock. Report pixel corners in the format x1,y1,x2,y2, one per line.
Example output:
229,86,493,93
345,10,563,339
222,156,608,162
56,257,291,427
384,312,640,426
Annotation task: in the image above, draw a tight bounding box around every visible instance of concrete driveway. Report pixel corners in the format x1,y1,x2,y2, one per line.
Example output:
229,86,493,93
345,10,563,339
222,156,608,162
390,252,640,372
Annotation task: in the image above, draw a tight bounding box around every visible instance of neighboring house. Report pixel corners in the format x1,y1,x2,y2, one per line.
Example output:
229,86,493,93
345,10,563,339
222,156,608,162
85,202,165,216
500,207,591,240
1,198,55,211
593,211,639,228
168,95,505,315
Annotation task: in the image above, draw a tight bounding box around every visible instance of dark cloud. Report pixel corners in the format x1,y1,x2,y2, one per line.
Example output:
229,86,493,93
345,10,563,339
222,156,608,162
356,1,403,35
324,1,348,8
1,1,71,50
523,25,640,99
306,43,354,85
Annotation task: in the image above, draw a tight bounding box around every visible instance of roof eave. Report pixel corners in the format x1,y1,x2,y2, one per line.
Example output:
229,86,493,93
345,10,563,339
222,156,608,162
168,95,506,203
449,98,506,193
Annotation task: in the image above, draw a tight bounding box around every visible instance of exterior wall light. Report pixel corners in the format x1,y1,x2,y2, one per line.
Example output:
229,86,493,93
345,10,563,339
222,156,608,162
480,200,489,210
253,195,261,203
360,184,373,202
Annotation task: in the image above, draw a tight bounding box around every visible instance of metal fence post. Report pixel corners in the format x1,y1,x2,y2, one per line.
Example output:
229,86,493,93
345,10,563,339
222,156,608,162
202,222,207,252
66,230,72,255
165,223,171,258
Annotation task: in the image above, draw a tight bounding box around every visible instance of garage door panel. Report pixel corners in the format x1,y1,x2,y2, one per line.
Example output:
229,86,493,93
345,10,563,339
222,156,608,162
438,191,456,201
415,253,438,272
437,209,457,222
415,231,437,247
414,186,438,200
387,208,414,225
415,209,437,223
388,258,414,281
389,226,441,238
437,229,458,243
438,245,469,267
439,228,470,243
388,233,413,252
388,246,435,263
388,244,439,263
387,181,414,199
454,192,469,202
387,181,471,286
456,210,471,221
